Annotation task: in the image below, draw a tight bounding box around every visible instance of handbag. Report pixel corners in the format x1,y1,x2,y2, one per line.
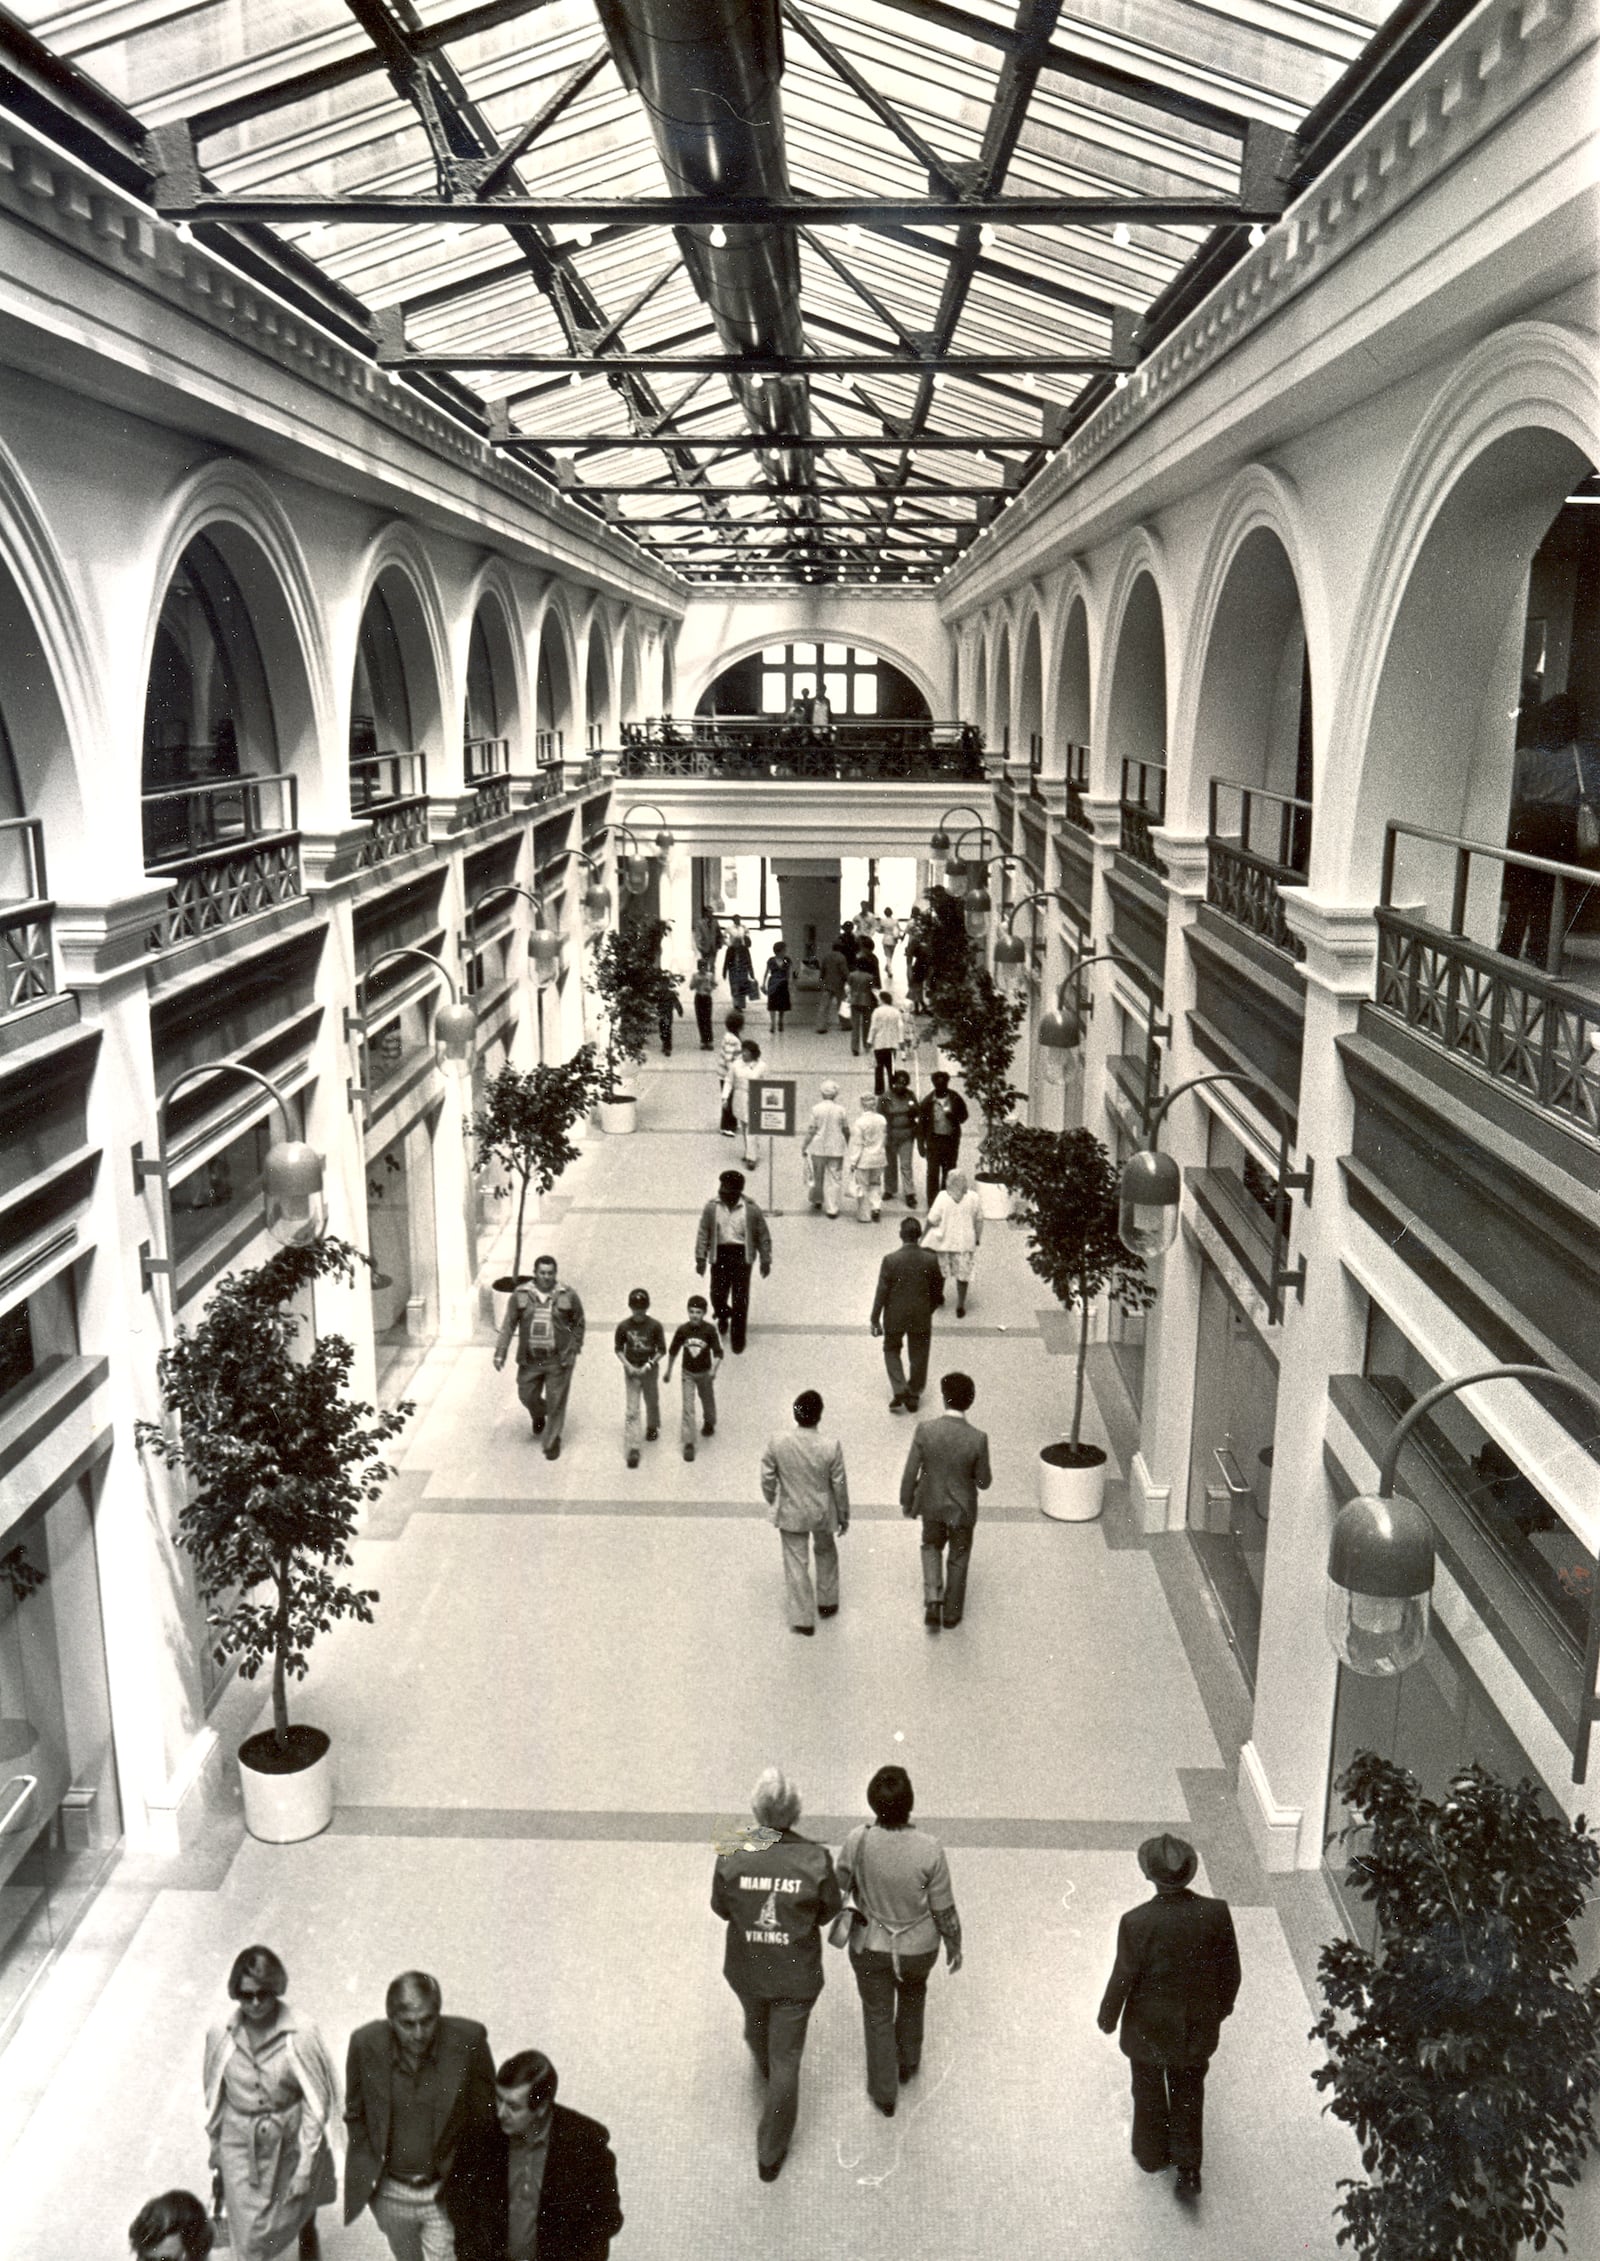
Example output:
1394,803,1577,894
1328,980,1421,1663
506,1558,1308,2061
827,1903,859,1948
1574,746,1599,857
210,2172,233,2251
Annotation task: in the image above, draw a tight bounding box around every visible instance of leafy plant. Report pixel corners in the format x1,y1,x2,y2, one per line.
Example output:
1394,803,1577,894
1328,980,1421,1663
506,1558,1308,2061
907,887,971,1020
136,1238,411,1756
993,1125,1154,1453
934,965,1027,1172
471,1048,602,1280
1312,1753,1600,2261
587,913,681,1099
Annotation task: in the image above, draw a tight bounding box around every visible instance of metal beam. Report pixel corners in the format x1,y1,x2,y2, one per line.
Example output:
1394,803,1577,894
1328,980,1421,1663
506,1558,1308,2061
150,192,1286,228
491,433,1046,450
470,47,610,199
557,482,1010,496
384,351,1129,375
781,1,966,196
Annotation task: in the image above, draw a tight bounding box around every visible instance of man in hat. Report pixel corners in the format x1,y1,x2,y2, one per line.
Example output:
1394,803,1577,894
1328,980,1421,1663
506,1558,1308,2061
1096,1834,1240,2200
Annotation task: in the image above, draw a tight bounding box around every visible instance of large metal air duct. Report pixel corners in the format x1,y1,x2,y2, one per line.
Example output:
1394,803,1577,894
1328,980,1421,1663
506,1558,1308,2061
595,0,814,506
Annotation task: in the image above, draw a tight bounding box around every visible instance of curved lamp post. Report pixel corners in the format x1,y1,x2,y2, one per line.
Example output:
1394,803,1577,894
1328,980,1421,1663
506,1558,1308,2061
940,821,1002,902
1328,1366,1600,1780
620,801,675,856
927,802,988,859
610,822,654,898
347,946,477,1110
1036,948,1172,1108
134,1061,326,1291
569,848,613,925
1117,1067,1311,1322
993,888,1084,998
468,883,563,981
948,834,1042,941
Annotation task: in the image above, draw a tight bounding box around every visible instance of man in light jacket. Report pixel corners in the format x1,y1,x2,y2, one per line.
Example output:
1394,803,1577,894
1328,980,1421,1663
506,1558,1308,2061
898,1370,992,1628
694,1168,773,1354
760,1389,850,1633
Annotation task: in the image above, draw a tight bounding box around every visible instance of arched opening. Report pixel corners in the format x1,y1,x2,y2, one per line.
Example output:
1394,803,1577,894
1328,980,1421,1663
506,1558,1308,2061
1052,595,1092,809
0,561,67,1005
140,532,311,914
1190,530,1312,946
971,643,988,741
1017,615,1043,771
1105,572,1168,866
695,642,931,720
991,627,1012,754
534,611,574,764
585,628,612,751
619,624,641,725
351,565,441,810
464,598,521,785
660,634,676,716
1363,436,1598,992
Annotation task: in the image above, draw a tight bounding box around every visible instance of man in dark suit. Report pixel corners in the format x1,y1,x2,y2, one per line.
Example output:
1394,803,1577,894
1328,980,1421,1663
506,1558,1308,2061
899,1370,992,1627
1097,1835,1241,2200
914,1070,969,1206
450,2049,623,2261
870,1214,945,1412
344,1970,497,2259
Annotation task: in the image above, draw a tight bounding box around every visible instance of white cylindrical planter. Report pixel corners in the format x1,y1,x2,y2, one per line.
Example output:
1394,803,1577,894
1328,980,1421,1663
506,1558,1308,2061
598,1096,637,1134
1039,1442,1108,1522
238,1728,334,1844
976,1176,1010,1220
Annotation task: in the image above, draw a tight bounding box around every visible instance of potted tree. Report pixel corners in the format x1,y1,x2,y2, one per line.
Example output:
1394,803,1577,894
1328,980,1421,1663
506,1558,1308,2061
471,1047,601,1298
587,914,681,1133
994,1124,1155,1519
136,1237,411,1843
1313,1752,1600,2261
907,887,970,1049
933,964,1026,1219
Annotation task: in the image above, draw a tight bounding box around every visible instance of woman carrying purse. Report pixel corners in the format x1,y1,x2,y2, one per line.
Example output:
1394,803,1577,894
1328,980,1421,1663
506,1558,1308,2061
836,1766,962,2116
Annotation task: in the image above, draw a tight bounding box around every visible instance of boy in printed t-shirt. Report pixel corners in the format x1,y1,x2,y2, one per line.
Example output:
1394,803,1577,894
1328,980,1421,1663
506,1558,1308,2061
614,1287,667,1468
665,1292,723,1462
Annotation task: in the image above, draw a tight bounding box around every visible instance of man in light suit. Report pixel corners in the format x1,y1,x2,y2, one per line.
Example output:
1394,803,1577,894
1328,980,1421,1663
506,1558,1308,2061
345,1970,498,2260
759,1389,850,1633
870,1214,945,1412
1097,1835,1241,2200
898,1370,992,1628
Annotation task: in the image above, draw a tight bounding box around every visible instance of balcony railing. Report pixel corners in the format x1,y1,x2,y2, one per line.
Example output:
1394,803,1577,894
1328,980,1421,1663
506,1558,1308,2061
1119,759,1168,875
618,717,985,782
1375,821,1600,1142
0,817,55,1013
1064,742,1091,832
1028,731,1043,774
350,751,430,869
143,775,304,948
1206,779,1312,960
587,721,605,752
535,728,564,767
464,735,510,784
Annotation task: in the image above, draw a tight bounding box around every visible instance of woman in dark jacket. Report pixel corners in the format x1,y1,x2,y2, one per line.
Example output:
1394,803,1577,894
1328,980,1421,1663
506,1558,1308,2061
763,943,794,1031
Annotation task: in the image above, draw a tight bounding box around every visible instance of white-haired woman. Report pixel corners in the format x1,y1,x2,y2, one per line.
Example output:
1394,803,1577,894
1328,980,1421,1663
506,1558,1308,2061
710,1769,843,2183
845,1092,889,1221
923,1166,984,1315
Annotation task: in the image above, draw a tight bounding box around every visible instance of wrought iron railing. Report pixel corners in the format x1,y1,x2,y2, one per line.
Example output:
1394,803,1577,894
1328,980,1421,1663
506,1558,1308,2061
464,735,509,784
617,717,985,782
1029,731,1043,774
350,750,428,812
1206,779,1312,959
0,817,55,1013
1064,742,1092,833
535,728,564,767
587,721,605,751
1119,759,1167,875
1374,821,1600,1141
142,776,303,949
143,773,297,869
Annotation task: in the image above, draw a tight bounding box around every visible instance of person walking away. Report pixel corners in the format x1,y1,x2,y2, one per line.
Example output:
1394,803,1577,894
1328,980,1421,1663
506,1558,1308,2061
1097,1834,1241,2201
614,1287,666,1468
450,2049,623,2261
846,957,878,1055
694,1168,772,1354
204,1945,337,2261
728,1037,764,1165
665,1291,722,1461
760,1389,849,1633
878,907,900,968
870,1216,944,1413
916,1070,969,1206
494,1256,585,1462
717,1011,745,1134
898,1370,991,1627
690,956,717,1049
800,1079,849,1216
845,1093,889,1222
694,905,723,964
762,942,793,1033
880,1072,919,1208
344,1971,497,2261
711,1771,843,2182
924,1167,983,1315
905,930,929,1017
722,921,758,1010
866,990,905,1095
837,1767,962,2115
814,939,849,1033
657,984,684,1057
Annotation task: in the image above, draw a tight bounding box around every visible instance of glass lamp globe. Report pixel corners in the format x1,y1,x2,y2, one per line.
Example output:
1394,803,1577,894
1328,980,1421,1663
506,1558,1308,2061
1036,1006,1082,1084
583,882,611,924
264,1140,327,1247
1326,1494,1435,1676
529,924,562,979
964,886,992,940
944,858,971,899
435,1000,478,1076
993,936,1026,994
929,826,952,857
1118,1148,1181,1258
623,855,650,896
653,827,674,854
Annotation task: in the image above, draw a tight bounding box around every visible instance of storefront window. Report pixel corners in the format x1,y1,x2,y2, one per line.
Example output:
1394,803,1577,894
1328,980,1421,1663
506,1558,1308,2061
0,1476,122,2034
1184,1257,1279,1689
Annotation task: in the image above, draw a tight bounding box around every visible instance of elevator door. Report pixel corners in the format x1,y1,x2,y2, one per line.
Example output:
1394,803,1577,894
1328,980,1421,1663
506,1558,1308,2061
1185,1260,1279,1689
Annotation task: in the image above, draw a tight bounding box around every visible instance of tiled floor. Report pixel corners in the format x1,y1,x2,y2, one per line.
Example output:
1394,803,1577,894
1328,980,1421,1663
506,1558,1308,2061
2,1008,1357,2257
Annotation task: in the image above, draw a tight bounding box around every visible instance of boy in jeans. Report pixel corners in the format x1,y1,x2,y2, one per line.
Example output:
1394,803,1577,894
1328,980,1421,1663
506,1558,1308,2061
880,1071,919,1209
614,1287,667,1468
691,957,717,1048
665,1291,723,1461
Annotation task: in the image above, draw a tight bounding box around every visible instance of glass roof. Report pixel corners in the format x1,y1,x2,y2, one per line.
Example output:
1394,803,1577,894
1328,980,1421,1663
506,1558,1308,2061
13,0,1403,585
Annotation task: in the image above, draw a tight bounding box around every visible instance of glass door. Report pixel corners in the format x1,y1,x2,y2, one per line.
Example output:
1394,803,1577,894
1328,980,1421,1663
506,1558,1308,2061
1185,1260,1280,1689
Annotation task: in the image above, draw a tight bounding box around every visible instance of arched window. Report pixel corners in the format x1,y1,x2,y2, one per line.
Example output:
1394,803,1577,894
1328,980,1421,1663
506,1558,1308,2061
352,585,413,760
